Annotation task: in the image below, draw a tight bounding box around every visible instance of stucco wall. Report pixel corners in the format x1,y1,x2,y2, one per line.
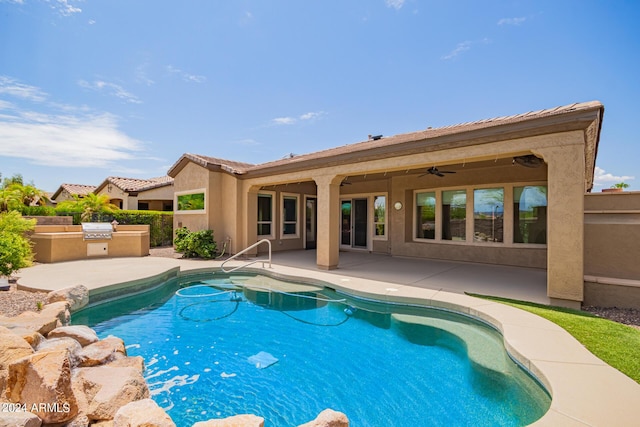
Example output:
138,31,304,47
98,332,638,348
584,191,640,308
173,162,211,232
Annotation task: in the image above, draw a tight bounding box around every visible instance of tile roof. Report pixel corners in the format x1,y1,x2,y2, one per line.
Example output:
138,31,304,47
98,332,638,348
169,101,603,184
102,176,174,193
52,183,97,199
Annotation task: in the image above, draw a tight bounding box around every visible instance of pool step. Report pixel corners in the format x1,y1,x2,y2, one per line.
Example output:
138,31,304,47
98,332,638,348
391,313,511,375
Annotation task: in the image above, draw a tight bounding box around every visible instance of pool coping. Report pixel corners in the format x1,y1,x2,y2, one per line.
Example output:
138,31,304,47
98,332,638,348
19,259,640,426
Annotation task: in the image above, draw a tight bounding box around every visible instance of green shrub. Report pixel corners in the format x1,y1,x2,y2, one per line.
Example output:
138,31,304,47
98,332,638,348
174,227,217,259
0,211,36,277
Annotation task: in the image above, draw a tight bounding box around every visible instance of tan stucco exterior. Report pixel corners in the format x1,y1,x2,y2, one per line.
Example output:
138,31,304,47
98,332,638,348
169,102,604,307
584,191,640,308
31,225,150,263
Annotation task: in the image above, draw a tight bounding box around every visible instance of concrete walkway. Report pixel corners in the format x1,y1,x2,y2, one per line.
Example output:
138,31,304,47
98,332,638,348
17,250,549,304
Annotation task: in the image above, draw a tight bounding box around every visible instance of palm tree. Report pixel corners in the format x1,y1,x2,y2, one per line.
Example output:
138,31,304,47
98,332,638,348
56,193,120,221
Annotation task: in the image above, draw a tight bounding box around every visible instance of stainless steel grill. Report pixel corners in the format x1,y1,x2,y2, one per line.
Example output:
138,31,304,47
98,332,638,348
81,222,113,240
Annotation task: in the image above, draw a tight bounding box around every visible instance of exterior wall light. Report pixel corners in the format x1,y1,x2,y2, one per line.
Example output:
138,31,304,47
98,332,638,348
394,202,403,211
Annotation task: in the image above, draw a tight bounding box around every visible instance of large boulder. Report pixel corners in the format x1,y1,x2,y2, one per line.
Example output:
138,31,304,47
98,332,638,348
192,415,265,427
2,326,45,349
297,409,350,427
112,398,175,427
72,366,149,421
36,337,82,367
105,356,145,373
0,301,70,336
77,337,126,367
6,350,78,424
0,327,34,370
47,325,99,347
46,285,89,312
0,410,42,427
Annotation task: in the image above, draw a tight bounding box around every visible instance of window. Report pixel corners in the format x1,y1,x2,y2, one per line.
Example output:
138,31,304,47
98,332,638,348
442,190,466,241
257,193,274,237
416,192,436,239
138,202,149,211
473,188,503,243
175,189,206,213
282,194,298,237
373,195,386,237
514,186,547,244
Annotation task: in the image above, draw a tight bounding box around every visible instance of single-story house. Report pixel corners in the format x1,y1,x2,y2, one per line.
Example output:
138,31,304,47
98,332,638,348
51,183,97,203
168,101,639,309
94,176,174,211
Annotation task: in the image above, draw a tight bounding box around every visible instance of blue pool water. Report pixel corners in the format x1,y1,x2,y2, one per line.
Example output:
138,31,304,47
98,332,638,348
73,273,550,426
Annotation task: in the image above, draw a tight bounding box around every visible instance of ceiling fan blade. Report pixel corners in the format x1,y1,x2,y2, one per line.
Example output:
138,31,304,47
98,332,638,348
436,172,445,177
440,170,456,174
418,173,428,178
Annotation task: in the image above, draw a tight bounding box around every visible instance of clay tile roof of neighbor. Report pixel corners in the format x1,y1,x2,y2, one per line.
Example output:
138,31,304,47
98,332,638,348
105,176,174,193
52,183,97,199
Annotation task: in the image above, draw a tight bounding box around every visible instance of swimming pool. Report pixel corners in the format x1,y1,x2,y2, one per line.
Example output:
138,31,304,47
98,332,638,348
73,272,551,426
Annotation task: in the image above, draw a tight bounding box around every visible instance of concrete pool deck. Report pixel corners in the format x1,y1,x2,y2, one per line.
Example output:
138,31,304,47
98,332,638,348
14,253,640,426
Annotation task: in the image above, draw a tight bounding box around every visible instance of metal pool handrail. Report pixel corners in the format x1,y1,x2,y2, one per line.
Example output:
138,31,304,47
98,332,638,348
221,239,272,273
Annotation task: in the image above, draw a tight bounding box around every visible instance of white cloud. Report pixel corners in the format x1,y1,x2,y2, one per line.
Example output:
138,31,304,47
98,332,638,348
442,38,490,60
49,0,82,16
234,138,260,146
385,0,405,10
593,166,635,187
166,65,206,84
498,17,526,26
0,112,145,168
271,111,325,126
78,79,142,104
0,76,48,102
300,111,324,121
0,75,152,170
272,117,296,125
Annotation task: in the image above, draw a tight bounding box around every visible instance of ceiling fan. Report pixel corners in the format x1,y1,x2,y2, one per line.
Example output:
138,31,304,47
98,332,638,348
419,166,456,178
513,154,544,168
340,177,352,186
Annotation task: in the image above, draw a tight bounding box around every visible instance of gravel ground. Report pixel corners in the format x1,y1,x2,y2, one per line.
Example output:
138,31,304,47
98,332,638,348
1,247,639,331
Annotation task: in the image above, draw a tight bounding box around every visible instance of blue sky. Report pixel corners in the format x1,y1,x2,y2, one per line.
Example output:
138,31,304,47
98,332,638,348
0,0,638,192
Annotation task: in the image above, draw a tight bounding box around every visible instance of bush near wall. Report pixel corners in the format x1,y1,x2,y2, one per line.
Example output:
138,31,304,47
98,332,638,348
54,210,174,247
15,206,174,247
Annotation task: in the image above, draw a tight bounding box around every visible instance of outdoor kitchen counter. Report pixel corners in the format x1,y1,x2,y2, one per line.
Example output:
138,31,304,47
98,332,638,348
30,225,150,263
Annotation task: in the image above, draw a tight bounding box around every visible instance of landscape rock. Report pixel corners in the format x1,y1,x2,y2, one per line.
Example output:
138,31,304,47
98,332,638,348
192,414,265,427
0,301,70,336
46,285,89,312
1,326,45,349
47,325,99,347
78,336,126,367
0,329,34,370
106,356,145,373
0,410,43,427
36,337,82,367
6,350,78,424
297,409,350,427
72,366,149,421
112,398,175,427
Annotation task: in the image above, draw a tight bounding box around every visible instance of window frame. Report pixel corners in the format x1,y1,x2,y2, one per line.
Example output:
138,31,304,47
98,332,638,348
174,188,207,214
280,193,300,239
257,191,276,240
372,194,387,240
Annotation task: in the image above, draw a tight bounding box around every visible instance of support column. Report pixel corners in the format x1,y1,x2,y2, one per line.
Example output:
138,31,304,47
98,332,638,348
243,186,259,256
314,175,341,270
535,144,586,308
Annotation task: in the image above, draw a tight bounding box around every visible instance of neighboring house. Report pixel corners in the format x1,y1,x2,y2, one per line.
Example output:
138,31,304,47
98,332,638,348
168,101,638,309
94,176,174,211
51,184,97,204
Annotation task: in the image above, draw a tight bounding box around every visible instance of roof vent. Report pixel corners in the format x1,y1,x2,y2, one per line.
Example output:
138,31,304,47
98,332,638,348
368,134,383,141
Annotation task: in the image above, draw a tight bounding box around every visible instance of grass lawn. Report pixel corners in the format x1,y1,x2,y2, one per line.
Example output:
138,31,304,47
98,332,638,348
469,294,640,384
